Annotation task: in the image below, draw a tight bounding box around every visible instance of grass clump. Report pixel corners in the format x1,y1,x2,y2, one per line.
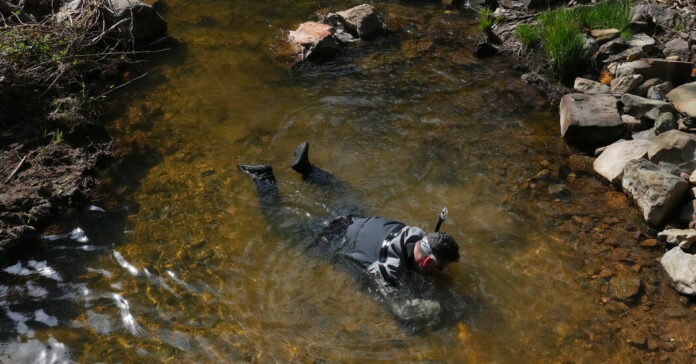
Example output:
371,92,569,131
536,0,632,83
538,8,588,83
575,0,632,30
515,24,541,47
479,8,493,31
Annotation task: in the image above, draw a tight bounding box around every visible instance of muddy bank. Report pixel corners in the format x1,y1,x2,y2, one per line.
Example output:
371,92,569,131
0,0,168,251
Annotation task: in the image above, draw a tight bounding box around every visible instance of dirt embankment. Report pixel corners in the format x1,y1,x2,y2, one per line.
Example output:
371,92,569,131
0,0,168,251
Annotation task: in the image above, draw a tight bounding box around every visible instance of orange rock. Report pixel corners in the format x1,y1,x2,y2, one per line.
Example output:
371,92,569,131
640,238,657,247
288,22,340,61
599,70,613,85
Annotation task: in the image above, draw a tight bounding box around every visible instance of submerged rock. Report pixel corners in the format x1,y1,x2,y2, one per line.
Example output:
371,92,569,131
594,139,651,185
288,22,341,62
622,158,689,226
609,273,641,301
667,82,696,118
559,93,623,146
661,246,696,295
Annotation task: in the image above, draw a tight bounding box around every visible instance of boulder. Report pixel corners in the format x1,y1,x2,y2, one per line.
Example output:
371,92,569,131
648,130,696,169
646,81,673,101
627,33,656,53
664,37,690,60
667,82,696,118
104,0,167,46
654,112,677,135
661,246,696,295
615,58,693,85
622,158,689,225
591,29,620,43
327,4,386,40
574,77,610,94
288,22,341,62
620,93,676,121
593,139,651,185
631,4,675,32
610,74,643,96
658,229,696,249
559,93,623,146
609,274,641,301
594,37,628,66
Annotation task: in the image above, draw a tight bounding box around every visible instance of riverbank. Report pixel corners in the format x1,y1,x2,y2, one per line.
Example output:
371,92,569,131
0,0,168,252
478,0,696,360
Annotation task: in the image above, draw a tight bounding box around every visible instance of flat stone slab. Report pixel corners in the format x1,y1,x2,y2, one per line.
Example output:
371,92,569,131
667,82,696,118
661,246,696,295
594,139,651,185
559,93,623,146
610,74,643,96
622,158,689,225
615,58,693,85
574,77,610,94
591,28,620,43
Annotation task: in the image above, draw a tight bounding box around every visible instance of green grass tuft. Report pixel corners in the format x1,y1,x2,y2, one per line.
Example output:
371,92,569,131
516,24,541,47
479,8,493,32
535,0,632,83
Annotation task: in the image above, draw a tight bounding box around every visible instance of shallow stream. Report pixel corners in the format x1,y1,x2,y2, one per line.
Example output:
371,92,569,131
0,0,681,362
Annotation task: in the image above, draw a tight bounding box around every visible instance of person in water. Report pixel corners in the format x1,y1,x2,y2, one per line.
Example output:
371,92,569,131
237,142,461,328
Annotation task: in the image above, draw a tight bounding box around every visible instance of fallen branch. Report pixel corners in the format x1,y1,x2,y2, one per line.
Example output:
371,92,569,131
4,153,27,184
94,72,148,99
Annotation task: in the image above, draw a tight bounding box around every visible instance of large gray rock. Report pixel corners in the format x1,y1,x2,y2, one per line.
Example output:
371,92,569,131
646,81,673,101
635,77,662,97
658,229,696,249
289,22,341,62
327,4,386,40
620,93,676,121
664,37,690,59
631,4,675,32
594,139,651,185
622,158,689,225
648,130,696,169
574,77,610,94
667,82,696,118
594,37,629,66
661,246,696,295
105,0,167,46
615,58,693,85
610,74,643,96
559,93,623,145
627,33,656,53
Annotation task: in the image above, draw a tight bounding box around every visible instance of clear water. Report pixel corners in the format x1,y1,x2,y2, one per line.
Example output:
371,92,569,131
0,0,664,362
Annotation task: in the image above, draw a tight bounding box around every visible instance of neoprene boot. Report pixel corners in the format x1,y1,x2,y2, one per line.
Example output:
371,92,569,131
291,141,312,176
237,164,276,184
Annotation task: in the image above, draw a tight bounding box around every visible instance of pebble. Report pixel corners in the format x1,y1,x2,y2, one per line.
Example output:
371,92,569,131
640,238,658,247
605,191,628,209
540,159,550,168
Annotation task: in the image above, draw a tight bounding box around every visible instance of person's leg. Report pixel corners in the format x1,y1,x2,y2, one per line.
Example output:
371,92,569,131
290,142,367,217
237,164,313,239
